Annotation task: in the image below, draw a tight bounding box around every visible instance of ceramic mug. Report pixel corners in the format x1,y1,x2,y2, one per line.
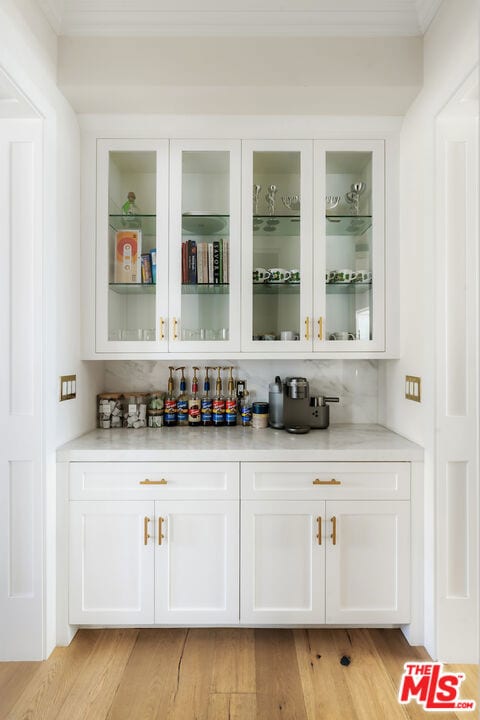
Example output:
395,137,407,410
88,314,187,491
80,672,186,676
268,268,291,283
334,269,358,283
253,267,271,283
352,270,372,283
280,330,295,341
329,331,356,341
263,333,277,341
289,269,300,284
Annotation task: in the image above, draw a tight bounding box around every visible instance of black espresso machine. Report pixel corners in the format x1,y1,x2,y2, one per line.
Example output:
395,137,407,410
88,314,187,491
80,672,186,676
283,377,339,434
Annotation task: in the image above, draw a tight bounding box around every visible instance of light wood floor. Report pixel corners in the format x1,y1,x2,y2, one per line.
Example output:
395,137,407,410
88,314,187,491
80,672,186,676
0,629,477,720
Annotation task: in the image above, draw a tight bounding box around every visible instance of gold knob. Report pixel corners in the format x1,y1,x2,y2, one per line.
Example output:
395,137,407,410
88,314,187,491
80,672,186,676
158,517,165,545
312,478,341,485
316,516,322,545
159,317,165,340
331,516,337,545
305,316,310,340
318,317,323,341
139,479,168,485
173,318,178,340
144,517,151,545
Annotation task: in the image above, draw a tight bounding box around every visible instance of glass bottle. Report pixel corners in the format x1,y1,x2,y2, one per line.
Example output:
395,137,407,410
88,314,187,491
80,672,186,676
176,366,189,426
201,366,214,426
188,366,201,427
224,366,237,427
164,366,177,427
212,367,225,427
240,391,252,427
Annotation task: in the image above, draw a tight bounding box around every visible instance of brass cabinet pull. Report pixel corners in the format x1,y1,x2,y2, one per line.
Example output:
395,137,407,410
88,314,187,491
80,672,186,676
173,317,178,340
139,479,168,485
331,516,337,545
159,317,165,340
316,516,322,545
144,516,151,545
158,517,165,545
305,316,310,340
318,317,323,341
312,478,341,486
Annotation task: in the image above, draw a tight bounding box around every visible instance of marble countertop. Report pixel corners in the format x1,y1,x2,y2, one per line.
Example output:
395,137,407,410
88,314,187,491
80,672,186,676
57,423,423,462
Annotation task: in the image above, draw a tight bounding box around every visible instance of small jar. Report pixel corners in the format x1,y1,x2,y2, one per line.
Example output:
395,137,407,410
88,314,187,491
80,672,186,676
147,391,164,428
97,393,123,429
251,401,269,429
123,392,148,429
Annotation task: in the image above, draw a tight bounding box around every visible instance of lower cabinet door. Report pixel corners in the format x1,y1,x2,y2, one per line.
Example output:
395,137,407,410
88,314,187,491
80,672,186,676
241,500,325,624
70,500,155,624
325,500,410,624
155,500,239,624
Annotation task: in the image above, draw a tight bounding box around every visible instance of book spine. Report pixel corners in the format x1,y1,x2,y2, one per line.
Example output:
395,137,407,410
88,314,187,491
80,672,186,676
190,241,197,284
223,239,229,284
219,239,223,284
208,243,214,284
197,242,204,284
213,241,220,284
182,242,187,284
203,243,208,284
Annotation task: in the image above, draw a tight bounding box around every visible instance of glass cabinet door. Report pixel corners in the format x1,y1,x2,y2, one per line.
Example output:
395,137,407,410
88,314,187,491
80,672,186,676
96,139,169,352
314,141,385,352
242,141,313,351
169,140,241,351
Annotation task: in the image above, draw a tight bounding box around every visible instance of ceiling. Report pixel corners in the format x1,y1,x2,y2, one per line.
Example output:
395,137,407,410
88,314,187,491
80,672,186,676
38,0,443,37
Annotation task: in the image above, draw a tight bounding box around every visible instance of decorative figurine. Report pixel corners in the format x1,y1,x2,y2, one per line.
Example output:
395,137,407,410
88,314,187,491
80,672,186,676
345,182,366,215
265,184,277,216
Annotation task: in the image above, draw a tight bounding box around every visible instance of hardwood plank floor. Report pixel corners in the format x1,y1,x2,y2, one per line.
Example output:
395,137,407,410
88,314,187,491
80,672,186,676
1,629,477,720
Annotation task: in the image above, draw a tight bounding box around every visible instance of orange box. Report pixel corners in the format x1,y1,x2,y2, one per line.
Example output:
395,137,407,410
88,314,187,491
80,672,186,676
114,230,142,283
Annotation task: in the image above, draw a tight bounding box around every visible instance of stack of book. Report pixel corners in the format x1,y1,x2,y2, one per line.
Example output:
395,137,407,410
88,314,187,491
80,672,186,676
182,239,229,285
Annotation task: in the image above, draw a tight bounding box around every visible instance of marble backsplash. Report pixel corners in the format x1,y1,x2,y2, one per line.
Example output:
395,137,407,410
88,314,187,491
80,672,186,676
104,360,378,424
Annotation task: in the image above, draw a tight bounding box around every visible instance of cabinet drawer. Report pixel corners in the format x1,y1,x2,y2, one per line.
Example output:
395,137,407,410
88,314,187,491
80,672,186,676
70,462,239,500
241,462,410,500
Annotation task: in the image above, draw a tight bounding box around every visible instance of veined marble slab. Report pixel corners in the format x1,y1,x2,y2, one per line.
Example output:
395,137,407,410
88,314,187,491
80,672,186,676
57,424,423,462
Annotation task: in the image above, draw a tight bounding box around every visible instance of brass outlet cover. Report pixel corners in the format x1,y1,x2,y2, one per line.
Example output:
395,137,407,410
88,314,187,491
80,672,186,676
405,375,421,402
60,374,76,401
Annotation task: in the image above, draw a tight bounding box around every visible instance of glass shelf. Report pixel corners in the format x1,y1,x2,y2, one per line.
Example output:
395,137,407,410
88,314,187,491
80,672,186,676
109,214,156,235
253,283,301,295
326,216,372,236
181,283,230,295
182,214,230,236
253,215,301,236
326,282,372,294
109,283,156,295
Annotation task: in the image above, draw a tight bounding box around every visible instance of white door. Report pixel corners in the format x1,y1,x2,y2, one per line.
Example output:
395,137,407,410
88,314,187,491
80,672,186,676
326,500,410,624
314,140,385,352
69,501,155,624
169,139,241,353
241,140,314,352
0,119,44,660
96,139,169,353
155,500,239,624
241,501,325,624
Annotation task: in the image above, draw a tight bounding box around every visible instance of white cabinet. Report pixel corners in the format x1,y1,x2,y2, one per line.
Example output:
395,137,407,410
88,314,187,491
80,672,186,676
85,133,396,358
240,462,411,625
69,462,239,626
69,500,155,624
241,500,325,624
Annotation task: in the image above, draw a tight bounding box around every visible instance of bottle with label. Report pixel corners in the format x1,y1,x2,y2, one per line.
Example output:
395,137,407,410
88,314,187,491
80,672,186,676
176,367,189,426
212,367,225,427
240,390,252,426
201,366,214,426
224,366,237,427
188,366,201,427
164,366,177,427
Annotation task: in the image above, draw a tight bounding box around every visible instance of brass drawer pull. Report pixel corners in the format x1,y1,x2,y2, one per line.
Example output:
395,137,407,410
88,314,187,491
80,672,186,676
159,317,165,340
316,516,322,545
304,316,310,340
331,516,337,545
312,478,341,486
144,516,151,545
158,517,165,546
173,317,178,340
318,317,323,341
139,479,168,485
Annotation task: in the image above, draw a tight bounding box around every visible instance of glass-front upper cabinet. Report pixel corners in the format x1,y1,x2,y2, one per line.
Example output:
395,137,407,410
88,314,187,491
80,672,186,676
242,141,313,351
169,140,241,352
96,139,169,352
314,140,385,352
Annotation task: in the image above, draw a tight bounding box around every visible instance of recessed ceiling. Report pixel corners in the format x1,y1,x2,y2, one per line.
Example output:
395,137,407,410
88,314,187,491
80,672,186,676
38,0,444,37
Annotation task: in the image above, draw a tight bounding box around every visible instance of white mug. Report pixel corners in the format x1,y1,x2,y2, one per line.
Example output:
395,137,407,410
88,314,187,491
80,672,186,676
253,267,271,283
329,331,356,341
268,268,291,283
280,330,295,341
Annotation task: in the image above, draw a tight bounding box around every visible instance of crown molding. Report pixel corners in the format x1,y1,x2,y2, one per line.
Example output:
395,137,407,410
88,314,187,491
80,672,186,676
37,0,64,33
415,0,443,32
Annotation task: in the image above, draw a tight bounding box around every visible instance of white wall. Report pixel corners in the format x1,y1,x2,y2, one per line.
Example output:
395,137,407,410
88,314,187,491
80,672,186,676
378,0,478,659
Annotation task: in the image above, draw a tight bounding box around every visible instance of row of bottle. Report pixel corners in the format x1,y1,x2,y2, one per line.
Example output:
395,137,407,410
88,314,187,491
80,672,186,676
165,366,252,427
